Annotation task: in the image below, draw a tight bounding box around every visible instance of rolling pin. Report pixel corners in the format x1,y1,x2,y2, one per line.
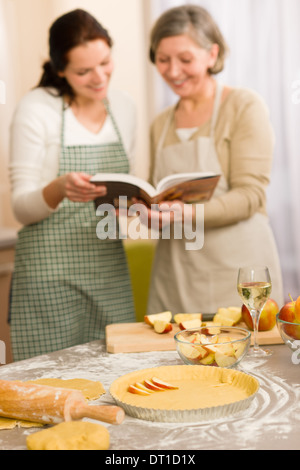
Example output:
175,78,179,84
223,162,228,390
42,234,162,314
0,380,124,425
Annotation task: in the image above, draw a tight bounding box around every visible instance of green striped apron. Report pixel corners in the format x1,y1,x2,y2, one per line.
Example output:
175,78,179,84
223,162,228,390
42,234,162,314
10,99,135,361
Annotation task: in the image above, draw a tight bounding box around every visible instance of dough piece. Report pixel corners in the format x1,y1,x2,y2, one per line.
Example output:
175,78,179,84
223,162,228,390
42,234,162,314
0,417,43,430
26,421,110,450
28,378,106,400
0,418,17,430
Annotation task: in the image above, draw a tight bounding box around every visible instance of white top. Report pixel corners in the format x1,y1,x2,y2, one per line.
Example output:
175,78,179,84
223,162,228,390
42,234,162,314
176,127,199,142
9,87,137,226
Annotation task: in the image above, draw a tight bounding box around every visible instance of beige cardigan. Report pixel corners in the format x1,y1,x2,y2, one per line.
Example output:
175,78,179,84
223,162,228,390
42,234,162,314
149,87,274,229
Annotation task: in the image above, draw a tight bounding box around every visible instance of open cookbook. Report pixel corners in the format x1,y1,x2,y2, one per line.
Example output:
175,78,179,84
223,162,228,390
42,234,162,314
91,172,220,207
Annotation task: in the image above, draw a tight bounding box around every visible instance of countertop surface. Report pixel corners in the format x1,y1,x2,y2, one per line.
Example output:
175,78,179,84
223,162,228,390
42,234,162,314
0,228,17,250
0,340,299,450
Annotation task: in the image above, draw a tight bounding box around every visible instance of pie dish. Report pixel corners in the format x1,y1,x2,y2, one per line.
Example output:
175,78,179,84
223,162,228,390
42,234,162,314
110,365,259,423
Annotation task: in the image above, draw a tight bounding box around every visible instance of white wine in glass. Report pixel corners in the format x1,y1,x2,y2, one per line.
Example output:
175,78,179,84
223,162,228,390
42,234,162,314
237,266,273,357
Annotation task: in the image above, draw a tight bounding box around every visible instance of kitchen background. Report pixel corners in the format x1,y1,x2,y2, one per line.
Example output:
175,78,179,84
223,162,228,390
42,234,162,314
0,0,299,340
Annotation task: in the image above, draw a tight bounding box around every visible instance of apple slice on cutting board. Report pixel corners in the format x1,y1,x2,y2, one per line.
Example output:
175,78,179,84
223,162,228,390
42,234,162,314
144,311,172,327
153,320,173,334
179,318,202,330
213,307,242,326
174,313,202,325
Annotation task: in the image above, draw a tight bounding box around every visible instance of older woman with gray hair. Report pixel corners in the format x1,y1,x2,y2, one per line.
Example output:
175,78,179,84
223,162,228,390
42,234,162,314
146,4,283,315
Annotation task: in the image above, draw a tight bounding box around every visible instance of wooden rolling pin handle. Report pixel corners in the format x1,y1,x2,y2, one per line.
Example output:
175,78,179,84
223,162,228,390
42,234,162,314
70,402,125,425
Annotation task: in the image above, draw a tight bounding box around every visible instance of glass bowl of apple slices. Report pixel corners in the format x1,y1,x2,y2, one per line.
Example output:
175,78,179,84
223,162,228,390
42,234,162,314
174,326,251,368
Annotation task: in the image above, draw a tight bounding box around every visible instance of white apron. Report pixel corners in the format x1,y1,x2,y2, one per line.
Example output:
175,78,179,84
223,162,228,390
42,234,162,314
147,82,283,315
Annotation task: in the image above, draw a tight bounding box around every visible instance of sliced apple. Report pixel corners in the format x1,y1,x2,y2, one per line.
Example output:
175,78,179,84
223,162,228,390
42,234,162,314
228,306,242,316
144,311,172,327
213,313,235,327
192,344,210,359
214,342,235,356
178,343,203,360
176,333,186,342
233,342,246,358
188,333,200,343
174,313,202,325
214,351,237,368
179,318,202,330
228,309,242,325
189,333,208,344
151,377,178,390
134,382,155,393
203,343,218,354
201,322,221,335
209,334,219,344
128,384,151,396
213,307,241,326
176,327,243,367
199,352,216,365
153,320,173,334
217,335,233,344
143,379,165,391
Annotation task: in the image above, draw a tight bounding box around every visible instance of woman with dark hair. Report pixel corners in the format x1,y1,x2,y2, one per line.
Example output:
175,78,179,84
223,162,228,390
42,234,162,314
146,5,283,315
9,9,136,360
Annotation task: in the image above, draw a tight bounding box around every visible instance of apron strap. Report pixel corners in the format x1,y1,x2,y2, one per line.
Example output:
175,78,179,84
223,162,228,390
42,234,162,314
103,98,126,148
157,81,224,152
60,98,126,150
209,81,223,138
61,98,67,148
156,106,174,155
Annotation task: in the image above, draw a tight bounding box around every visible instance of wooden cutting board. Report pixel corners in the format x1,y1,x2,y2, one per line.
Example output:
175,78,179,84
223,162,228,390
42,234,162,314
105,322,283,353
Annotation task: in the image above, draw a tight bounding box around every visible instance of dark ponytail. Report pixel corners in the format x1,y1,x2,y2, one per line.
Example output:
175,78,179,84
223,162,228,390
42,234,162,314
37,9,113,100
38,60,74,98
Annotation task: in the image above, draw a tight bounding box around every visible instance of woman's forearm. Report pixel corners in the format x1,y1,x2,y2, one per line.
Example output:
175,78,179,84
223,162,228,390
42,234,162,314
42,176,66,209
43,172,107,209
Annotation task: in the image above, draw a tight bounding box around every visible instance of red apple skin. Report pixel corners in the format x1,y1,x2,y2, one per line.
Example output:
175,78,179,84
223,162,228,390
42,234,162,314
241,298,278,331
278,299,300,340
295,296,300,323
283,323,300,340
161,323,172,334
279,301,296,322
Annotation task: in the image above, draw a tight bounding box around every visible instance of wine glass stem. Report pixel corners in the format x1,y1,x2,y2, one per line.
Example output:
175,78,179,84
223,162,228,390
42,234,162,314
251,309,260,352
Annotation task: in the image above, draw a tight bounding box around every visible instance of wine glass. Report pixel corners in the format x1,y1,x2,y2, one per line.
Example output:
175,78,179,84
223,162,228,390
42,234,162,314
237,265,273,357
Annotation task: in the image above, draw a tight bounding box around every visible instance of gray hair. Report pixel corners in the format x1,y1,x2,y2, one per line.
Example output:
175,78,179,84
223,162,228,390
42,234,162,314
149,4,229,74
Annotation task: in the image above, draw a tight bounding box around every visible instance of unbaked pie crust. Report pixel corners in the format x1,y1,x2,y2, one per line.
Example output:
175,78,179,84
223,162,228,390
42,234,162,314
110,365,259,422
